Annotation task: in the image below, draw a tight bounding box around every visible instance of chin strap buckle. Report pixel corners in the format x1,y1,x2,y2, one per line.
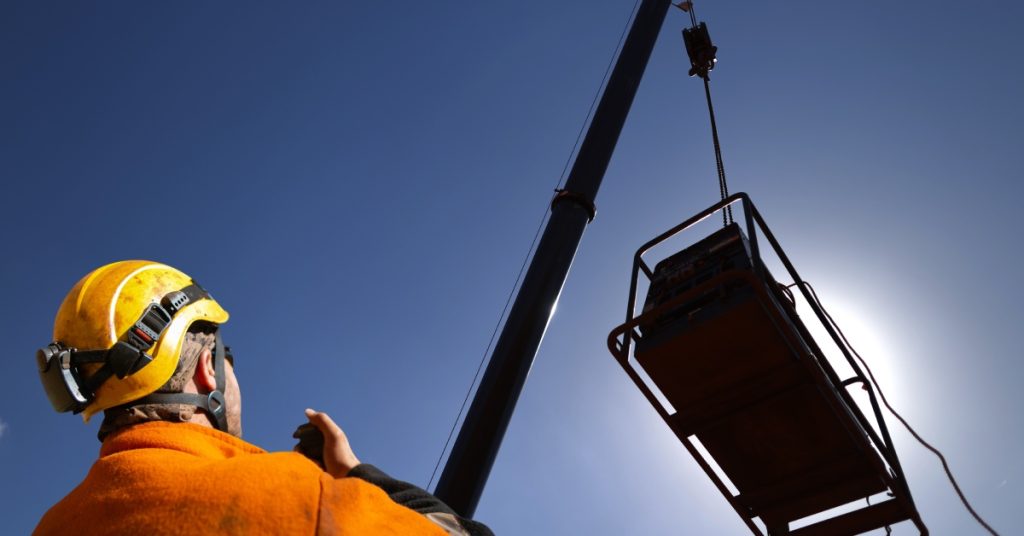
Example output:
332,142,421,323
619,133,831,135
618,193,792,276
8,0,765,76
207,390,227,429
127,303,173,351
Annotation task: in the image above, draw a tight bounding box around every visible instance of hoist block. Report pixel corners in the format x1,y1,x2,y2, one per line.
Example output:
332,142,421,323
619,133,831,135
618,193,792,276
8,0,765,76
682,22,717,78
608,194,928,535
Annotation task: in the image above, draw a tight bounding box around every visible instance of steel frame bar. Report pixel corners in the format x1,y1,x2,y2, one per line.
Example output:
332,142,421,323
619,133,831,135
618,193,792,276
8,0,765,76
608,192,928,535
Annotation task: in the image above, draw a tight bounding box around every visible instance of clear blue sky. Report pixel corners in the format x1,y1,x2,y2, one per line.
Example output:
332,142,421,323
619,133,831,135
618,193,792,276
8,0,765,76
2,1,1022,534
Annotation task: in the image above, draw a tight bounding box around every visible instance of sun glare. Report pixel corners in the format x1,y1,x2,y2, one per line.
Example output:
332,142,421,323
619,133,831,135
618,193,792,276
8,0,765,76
793,289,907,420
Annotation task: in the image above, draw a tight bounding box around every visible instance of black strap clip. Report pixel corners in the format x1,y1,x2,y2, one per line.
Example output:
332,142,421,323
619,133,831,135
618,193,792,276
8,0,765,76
106,341,154,379
161,290,190,315
161,282,211,316
127,302,173,351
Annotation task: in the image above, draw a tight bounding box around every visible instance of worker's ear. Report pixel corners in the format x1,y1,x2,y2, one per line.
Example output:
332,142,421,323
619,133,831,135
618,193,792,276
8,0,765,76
193,347,217,393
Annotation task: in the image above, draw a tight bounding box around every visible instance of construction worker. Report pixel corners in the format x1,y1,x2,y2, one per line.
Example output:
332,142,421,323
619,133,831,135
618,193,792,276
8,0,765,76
34,260,492,536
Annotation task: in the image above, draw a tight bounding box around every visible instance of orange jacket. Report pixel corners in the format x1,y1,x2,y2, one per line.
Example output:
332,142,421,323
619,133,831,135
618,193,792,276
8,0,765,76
34,422,447,536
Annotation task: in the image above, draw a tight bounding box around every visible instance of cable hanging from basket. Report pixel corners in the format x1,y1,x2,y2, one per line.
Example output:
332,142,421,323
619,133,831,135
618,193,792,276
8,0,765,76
787,280,1002,536
676,1,732,226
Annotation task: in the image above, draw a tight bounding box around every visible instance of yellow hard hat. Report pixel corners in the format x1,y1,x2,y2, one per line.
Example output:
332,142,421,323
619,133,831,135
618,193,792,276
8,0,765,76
40,260,229,421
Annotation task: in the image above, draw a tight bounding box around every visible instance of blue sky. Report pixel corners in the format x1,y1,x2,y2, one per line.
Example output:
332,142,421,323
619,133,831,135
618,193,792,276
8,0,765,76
2,1,1022,534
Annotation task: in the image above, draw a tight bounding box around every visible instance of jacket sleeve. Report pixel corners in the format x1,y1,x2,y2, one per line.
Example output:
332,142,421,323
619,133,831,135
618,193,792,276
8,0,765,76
347,464,495,536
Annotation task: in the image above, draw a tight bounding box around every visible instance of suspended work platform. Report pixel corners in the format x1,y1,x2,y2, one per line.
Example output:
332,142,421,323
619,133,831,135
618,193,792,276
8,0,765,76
607,193,928,535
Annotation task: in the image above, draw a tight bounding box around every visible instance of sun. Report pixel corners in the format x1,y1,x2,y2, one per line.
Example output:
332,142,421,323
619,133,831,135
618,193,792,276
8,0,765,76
791,286,906,424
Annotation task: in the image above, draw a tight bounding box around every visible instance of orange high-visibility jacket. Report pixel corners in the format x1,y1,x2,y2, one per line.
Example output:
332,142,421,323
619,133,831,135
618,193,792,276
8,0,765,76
34,422,448,536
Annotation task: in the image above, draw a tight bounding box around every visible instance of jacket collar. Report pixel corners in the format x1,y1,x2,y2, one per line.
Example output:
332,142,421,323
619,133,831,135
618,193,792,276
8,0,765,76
100,421,265,459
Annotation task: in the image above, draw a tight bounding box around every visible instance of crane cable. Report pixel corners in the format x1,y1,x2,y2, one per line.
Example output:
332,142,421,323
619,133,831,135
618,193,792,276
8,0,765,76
676,1,733,227
425,0,645,491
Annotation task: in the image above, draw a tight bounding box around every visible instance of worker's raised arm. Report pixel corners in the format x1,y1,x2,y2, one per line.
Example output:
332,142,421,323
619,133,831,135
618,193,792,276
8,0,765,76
347,464,494,536
300,409,495,536
299,409,361,477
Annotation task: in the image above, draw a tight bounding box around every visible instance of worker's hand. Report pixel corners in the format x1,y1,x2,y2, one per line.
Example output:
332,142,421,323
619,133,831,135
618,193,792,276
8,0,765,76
302,408,361,478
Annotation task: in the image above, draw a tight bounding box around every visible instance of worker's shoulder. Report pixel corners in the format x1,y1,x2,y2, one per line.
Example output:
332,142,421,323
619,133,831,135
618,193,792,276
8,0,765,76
97,422,328,494
35,451,327,535
200,449,327,489
227,450,324,477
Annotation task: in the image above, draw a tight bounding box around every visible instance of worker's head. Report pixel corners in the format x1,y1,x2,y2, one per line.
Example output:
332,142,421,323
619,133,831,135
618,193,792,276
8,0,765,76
36,260,241,440
158,323,242,437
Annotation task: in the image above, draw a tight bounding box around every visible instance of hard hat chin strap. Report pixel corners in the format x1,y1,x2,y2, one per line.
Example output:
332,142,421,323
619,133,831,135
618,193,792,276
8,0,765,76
123,330,230,432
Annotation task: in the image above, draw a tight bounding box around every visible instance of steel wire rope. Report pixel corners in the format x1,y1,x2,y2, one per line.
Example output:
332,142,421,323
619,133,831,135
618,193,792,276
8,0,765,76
677,1,733,226
426,0,645,491
788,280,1001,536
703,75,733,226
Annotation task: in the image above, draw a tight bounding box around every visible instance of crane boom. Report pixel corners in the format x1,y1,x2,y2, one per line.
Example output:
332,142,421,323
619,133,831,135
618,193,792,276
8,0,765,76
433,0,674,517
